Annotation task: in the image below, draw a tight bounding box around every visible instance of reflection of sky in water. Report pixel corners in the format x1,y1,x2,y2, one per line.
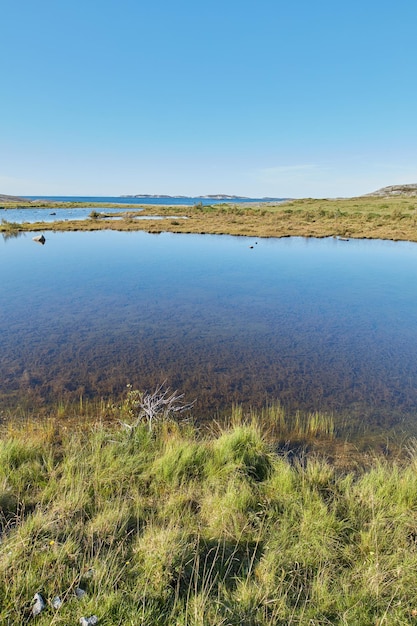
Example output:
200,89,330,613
0,207,189,223
0,207,141,223
2,231,417,429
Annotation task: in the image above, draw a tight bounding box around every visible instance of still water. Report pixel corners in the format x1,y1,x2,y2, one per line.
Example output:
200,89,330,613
2,230,417,431
0,206,139,224
0,207,191,224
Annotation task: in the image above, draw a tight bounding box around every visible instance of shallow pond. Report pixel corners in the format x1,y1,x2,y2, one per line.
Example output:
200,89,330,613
2,230,417,433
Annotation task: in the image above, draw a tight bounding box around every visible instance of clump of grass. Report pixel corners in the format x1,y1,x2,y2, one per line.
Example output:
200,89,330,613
0,218,20,233
151,436,209,486
229,402,335,442
210,424,273,482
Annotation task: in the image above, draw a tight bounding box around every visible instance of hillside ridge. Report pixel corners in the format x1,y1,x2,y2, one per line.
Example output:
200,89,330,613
365,183,417,197
0,193,27,202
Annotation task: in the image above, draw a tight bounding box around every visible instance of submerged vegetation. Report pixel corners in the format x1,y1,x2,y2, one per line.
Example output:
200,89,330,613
2,195,417,241
2,395,417,624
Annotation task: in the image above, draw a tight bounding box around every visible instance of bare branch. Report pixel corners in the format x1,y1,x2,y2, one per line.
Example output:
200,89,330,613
122,382,194,432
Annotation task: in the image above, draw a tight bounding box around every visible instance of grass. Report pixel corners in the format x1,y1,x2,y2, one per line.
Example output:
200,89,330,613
2,403,417,624
2,195,417,242
0,219,21,237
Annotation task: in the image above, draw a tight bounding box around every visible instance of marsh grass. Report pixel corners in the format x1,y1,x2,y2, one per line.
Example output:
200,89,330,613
0,218,21,237
3,195,417,242
2,410,417,624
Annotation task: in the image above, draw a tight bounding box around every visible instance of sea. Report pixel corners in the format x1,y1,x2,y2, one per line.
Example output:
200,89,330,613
23,196,286,205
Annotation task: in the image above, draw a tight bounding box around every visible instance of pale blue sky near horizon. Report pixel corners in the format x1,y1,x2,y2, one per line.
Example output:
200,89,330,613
2,0,417,198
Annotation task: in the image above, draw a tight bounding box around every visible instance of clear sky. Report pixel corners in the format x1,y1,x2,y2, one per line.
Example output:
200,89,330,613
2,0,417,198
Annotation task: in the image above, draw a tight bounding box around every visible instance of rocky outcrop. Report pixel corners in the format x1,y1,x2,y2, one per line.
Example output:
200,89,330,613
0,193,27,202
366,184,417,197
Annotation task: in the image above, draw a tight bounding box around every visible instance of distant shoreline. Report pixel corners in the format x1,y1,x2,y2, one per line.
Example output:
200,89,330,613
120,194,285,200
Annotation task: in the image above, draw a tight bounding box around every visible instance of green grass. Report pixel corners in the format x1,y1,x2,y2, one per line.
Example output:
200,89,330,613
2,410,417,624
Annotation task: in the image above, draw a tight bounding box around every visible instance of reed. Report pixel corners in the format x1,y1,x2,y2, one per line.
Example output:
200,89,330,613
229,402,335,442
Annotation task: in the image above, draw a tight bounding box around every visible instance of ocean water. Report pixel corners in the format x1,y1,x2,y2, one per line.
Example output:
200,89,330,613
23,196,285,205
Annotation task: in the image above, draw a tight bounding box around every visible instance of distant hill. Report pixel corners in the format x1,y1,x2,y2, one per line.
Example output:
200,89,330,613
366,184,417,197
0,193,27,202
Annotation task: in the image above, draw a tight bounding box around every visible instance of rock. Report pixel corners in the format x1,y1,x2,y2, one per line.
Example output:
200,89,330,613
32,235,46,245
52,595,62,609
32,592,45,616
75,587,86,599
79,616,98,625
366,183,417,197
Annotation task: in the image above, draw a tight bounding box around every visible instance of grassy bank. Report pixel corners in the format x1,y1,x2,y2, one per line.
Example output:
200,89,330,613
2,195,417,241
2,404,417,624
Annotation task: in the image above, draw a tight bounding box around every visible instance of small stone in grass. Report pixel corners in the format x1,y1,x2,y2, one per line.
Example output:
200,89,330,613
80,616,98,625
32,593,45,616
52,596,62,609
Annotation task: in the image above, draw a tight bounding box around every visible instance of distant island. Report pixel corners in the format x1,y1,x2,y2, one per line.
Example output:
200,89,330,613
120,194,281,200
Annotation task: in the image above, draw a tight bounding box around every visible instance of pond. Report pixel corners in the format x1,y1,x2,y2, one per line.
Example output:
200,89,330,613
2,230,417,434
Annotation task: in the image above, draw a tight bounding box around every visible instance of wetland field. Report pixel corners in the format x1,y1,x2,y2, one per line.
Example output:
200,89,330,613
2,194,417,241
3,194,417,624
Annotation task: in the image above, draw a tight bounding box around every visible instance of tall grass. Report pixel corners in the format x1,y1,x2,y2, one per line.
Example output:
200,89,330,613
2,415,417,624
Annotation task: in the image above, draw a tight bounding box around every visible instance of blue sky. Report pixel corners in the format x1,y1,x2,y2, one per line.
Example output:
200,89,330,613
2,0,417,198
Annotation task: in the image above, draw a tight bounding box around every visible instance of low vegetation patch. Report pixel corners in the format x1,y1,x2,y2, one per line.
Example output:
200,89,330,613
1,401,417,624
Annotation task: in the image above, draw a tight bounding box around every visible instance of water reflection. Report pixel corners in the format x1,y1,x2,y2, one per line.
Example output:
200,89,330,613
2,231,417,431
0,207,190,224
0,206,144,223
1,230,24,241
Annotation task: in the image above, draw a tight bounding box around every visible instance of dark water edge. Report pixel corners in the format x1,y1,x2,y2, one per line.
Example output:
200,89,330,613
2,231,417,442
